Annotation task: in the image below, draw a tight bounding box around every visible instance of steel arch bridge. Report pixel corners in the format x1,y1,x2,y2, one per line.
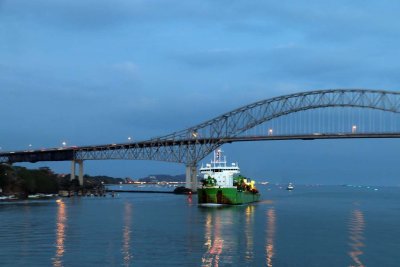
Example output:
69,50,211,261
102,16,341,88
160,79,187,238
2,88,400,165
2,89,400,189
77,89,400,163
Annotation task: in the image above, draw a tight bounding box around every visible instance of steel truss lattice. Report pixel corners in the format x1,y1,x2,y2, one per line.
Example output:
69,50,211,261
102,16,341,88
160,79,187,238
74,89,400,165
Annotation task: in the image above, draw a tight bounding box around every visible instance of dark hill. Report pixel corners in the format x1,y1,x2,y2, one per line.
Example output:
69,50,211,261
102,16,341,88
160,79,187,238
138,174,185,183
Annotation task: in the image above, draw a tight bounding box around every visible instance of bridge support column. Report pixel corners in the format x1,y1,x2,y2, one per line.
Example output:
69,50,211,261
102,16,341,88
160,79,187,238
185,165,198,192
70,160,84,186
78,160,84,186
71,160,76,181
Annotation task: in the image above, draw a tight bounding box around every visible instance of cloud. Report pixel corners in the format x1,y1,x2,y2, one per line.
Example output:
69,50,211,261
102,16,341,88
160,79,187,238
112,61,139,78
2,0,131,30
176,49,243,68
2,0,399,37
0,0,226,30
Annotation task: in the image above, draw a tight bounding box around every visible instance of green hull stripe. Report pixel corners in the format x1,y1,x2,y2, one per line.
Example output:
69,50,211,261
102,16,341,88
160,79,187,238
197,188,260,205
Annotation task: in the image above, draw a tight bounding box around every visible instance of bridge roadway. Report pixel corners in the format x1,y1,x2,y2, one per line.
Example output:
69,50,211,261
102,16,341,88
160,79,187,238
1,132,400,164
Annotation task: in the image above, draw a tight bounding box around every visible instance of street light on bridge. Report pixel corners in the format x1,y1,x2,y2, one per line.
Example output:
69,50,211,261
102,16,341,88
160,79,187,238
268,128,273,136
128,137,132,142
62,141,67,147
352,125,357,134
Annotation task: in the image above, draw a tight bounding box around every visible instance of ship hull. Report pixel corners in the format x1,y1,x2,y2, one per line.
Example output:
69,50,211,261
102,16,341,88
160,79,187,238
197,187,260,205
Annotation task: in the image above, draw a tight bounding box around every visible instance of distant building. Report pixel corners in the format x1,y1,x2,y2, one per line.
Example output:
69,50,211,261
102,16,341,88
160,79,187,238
149,176,158,183
125,177,134,184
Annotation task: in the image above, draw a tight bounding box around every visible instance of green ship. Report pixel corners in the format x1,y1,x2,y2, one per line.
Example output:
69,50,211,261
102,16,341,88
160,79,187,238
197,149,260,205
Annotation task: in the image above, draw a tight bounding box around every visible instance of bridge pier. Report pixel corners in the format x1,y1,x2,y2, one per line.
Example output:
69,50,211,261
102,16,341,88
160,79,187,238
78,160,84,186
185,165,198,192
71,161,76,181
70,160,84,186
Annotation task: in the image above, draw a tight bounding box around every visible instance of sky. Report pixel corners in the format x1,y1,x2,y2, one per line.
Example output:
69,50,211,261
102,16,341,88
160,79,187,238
1,0,400,185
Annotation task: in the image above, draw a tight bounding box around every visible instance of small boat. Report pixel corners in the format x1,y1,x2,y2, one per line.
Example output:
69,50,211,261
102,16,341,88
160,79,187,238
28,193,56,199
0,195,18,201
197,149,260,205
173,186,192,194
286,183,294,190
28,194,41,199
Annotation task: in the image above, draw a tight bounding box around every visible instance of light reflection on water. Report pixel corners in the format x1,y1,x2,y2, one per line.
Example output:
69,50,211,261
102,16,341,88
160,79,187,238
348,208,366,267
122,202,133,266
202,212,224,267
245,205,255,262
1,186,398,266
266,207,276,267
201,205,257,266
53,200,66,267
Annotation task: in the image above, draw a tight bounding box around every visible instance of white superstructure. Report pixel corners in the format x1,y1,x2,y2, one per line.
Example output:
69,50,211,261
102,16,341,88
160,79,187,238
199,149,240,187
286,182,294,190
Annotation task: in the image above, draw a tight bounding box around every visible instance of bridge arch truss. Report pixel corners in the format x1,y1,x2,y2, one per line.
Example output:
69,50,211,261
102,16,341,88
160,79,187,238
74,89,400,165
2,89,400,166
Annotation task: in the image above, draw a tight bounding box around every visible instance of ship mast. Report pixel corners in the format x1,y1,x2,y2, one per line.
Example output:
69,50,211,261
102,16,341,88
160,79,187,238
212,148,227,168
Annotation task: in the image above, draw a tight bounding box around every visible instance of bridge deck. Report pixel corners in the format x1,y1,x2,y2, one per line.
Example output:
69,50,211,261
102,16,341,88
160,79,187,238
1,132,400,164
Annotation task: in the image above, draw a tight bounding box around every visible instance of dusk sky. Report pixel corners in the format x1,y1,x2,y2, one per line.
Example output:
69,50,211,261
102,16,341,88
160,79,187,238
1,1,400,185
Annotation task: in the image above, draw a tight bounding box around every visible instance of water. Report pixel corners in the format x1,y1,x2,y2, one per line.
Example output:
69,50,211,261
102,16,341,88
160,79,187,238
0,184,399,266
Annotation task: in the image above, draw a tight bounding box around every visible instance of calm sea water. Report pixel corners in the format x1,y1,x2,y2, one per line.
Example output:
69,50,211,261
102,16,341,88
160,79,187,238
0,184,399,267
